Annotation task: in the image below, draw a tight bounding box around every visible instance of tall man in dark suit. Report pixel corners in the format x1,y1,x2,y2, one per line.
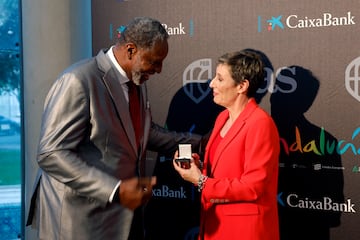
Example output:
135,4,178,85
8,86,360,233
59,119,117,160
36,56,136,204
27,17,203,240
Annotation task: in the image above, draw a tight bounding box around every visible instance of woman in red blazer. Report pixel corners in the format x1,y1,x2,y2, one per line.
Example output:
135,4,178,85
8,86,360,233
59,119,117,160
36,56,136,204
174,50,280,240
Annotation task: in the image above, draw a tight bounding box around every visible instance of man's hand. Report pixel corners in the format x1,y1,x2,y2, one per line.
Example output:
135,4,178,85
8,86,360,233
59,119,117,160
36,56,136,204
138,177,156,204
118,177,156,210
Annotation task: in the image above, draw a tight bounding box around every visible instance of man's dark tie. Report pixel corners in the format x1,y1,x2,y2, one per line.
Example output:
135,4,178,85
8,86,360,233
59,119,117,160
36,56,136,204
127,81,141,147
127,81,146,240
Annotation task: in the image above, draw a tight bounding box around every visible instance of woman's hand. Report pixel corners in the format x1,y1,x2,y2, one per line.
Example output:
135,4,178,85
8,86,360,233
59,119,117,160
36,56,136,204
192,152,202,169
173,150,202,185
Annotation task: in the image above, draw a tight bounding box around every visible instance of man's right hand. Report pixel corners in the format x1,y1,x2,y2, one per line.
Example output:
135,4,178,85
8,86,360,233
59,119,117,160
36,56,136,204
118,177,156,210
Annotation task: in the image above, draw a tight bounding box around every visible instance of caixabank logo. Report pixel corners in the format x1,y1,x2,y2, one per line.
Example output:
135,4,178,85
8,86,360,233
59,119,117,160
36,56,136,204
109,19,194,40
278,192,356,213
258,11,355,32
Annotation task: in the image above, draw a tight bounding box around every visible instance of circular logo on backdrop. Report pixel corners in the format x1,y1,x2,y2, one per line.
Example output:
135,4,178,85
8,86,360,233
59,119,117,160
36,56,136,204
182,58,212,104
345,56,360,102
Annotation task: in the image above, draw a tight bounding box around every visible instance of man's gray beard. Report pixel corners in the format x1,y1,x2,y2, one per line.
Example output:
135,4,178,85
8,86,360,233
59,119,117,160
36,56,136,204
132,71,141,85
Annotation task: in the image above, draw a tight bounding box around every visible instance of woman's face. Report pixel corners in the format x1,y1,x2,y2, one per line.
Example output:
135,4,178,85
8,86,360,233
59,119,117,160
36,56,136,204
209,63,240,108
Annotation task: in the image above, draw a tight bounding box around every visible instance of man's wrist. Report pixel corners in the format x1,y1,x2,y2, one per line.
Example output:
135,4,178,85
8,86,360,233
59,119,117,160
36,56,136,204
113,186,120,203
110,180,121,203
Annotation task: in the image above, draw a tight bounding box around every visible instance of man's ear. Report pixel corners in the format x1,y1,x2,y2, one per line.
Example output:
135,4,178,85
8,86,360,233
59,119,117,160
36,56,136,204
126,43,137,59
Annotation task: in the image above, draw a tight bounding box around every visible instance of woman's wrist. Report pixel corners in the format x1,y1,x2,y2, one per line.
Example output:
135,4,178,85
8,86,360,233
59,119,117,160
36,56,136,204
199,160,204,170
197,174,208,192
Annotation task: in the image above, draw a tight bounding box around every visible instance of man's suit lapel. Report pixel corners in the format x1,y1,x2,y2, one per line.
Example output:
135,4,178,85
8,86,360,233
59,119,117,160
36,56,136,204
96,50,138,153
139,83,151,154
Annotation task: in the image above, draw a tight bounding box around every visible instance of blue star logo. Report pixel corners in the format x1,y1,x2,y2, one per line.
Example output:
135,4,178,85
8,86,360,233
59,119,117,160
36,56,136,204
267,16,284,31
